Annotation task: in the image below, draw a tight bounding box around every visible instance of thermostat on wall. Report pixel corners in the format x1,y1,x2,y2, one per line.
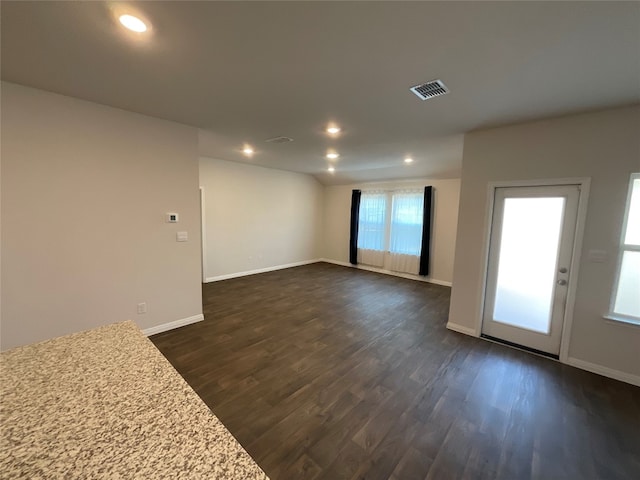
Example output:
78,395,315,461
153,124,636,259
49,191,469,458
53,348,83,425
166,213,179,223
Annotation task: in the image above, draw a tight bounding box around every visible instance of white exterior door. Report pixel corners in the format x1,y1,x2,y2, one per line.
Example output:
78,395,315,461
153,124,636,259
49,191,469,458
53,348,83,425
482,185,580,356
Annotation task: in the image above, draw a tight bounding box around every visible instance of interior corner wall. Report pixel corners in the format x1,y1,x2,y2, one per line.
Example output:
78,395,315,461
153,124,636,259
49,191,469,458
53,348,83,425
0,82,203,350
449,105,640,378
322,178,461,284
199,157,324,280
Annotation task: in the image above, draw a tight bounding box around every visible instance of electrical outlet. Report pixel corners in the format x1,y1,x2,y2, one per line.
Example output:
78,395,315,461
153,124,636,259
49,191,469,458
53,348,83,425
137,302,147,314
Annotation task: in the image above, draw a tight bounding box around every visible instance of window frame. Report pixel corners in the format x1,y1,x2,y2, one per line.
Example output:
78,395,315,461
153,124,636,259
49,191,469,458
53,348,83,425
607,172,640,326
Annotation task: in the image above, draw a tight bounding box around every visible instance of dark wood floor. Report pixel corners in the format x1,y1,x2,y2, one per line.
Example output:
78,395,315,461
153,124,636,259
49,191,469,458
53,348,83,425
151,262,640,480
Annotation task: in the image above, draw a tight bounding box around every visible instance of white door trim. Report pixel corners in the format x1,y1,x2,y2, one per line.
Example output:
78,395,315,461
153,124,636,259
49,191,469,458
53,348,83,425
200,186,207,283
476,177,591,363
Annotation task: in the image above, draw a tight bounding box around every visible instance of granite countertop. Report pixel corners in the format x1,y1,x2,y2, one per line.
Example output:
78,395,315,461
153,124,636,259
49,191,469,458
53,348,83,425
0,321,269,479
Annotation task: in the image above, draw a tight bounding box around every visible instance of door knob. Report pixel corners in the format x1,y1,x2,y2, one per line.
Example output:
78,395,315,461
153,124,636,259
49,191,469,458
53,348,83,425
557,279,567,286
558,267,568,273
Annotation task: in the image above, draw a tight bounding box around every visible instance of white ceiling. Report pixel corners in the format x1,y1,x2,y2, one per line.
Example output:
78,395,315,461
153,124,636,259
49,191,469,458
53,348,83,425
2,1,639,185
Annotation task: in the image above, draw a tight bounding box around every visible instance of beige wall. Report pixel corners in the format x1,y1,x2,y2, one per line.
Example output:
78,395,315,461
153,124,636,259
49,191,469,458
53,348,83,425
322,179,461,284
3,81,634,385
449,105,640,378
1,82,203,350
199,157,323,280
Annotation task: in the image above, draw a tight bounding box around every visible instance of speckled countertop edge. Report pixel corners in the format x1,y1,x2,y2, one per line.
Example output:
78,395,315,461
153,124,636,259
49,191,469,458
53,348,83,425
0,321,269,480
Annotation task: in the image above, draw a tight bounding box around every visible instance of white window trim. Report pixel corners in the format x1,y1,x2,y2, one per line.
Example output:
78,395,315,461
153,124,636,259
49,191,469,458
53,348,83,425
606,172,640,326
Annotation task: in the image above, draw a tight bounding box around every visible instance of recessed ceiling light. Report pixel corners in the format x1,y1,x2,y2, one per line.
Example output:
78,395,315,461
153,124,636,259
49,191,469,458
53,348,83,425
119,14,148,33
404,157,414,164
326,152,339,160
328,166,336,173
326,125,341,135
243,146,254,156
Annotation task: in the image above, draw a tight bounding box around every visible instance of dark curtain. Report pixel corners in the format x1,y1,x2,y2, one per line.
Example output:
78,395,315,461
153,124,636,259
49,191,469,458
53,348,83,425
349,189,362,265
419,186,433,276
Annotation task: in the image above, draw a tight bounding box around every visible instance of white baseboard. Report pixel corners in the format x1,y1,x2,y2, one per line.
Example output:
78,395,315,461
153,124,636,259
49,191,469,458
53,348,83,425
142,314,204,336
566,357,640,387
319,258,453,287
446,322,478,337
204,259,321,282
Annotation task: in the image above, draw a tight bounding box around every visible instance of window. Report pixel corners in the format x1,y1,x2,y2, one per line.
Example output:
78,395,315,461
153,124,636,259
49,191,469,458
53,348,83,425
357,191,424,255
610,173,640,323
357,193,387,251
390,193,424,255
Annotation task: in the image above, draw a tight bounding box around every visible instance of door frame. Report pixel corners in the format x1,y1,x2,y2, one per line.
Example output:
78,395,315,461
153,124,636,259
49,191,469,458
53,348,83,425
476,177,591,364
200,186,207,283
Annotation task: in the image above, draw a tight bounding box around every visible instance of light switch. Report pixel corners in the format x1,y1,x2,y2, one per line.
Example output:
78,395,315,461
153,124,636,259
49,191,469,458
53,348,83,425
176,231,188,242
587,249,608,263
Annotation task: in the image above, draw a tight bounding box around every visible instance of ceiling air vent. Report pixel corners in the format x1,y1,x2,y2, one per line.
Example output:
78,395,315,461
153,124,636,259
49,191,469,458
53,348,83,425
265,136,294,144
410,79,449,100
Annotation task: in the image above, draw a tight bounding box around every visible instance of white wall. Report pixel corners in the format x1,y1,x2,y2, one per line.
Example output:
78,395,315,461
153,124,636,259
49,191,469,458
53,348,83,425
1,82,203,350
449,105,640,380
322,179,461,285
199,157,323,280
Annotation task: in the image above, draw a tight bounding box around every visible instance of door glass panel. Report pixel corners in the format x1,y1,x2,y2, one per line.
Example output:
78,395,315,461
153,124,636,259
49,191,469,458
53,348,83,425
493,197,565,333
